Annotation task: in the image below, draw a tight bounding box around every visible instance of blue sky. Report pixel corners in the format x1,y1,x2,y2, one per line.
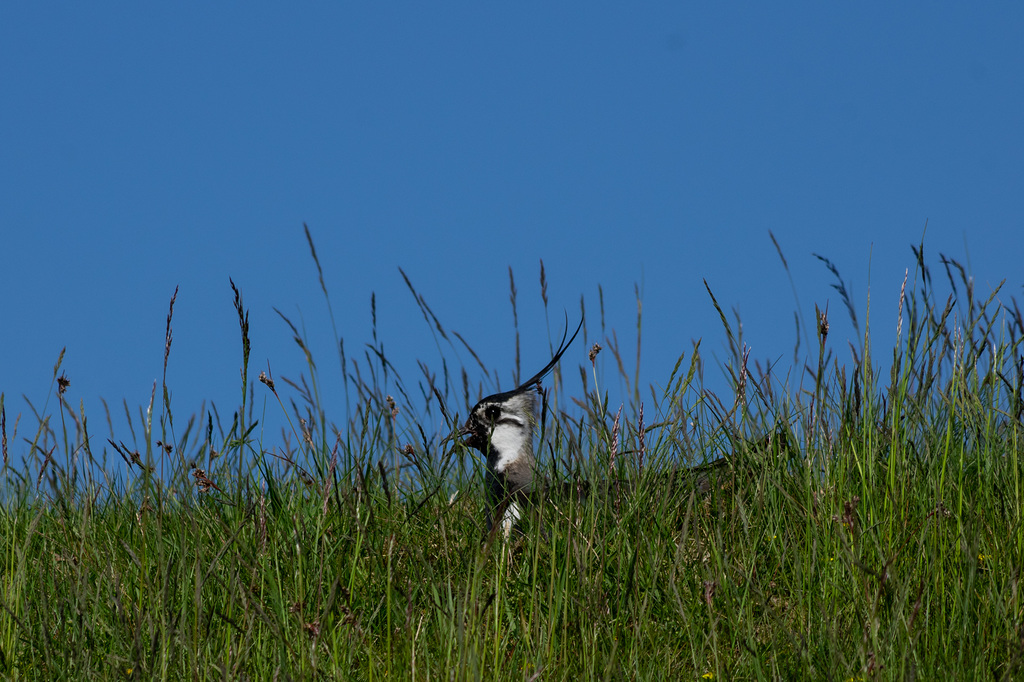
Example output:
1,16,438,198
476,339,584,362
2,4,1022,467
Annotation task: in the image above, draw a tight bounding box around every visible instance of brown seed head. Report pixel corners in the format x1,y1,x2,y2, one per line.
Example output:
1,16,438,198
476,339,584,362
259,371,276,392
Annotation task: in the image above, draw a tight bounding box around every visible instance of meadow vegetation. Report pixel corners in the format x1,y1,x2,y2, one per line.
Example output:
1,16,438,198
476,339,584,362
2,234,1022,680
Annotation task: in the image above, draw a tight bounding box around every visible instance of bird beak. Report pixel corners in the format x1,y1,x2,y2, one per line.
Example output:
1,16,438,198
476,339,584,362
457,419,482,450
439,419,474,447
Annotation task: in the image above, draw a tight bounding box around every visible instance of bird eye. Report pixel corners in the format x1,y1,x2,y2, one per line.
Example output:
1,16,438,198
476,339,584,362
484,405,500,421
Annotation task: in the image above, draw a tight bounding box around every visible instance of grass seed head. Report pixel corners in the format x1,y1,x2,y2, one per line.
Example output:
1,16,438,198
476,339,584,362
57,372,70,396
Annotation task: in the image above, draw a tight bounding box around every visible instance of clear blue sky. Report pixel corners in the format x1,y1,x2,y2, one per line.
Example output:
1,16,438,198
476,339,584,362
2,5,1022,467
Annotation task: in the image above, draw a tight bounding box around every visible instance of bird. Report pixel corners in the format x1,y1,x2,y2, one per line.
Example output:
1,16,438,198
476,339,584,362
459,317,728,538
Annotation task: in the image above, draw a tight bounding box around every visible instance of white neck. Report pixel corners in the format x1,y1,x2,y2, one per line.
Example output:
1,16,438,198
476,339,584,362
488,415,532,473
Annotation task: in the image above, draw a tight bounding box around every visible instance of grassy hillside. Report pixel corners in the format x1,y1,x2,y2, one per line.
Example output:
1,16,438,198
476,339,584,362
2,244,1022,680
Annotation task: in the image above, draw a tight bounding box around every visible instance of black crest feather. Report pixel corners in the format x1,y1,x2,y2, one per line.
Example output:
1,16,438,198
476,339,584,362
509,313,583,396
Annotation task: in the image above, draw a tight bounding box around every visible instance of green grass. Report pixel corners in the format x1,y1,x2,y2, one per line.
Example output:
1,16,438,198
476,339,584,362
2,236,1023,680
